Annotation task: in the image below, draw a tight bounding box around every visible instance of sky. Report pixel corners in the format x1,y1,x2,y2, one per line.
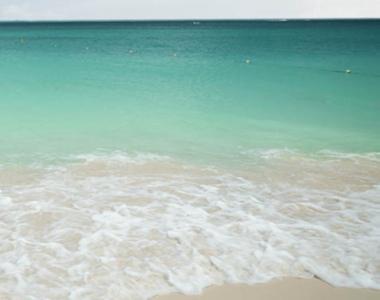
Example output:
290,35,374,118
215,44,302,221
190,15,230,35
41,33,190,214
0,0,379,20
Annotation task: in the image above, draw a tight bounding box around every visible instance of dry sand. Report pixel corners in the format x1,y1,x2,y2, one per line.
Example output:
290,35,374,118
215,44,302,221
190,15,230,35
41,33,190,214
156,278,380,300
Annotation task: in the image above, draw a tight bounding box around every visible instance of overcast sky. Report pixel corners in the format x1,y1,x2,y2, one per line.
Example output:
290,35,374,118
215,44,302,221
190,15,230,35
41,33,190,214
0,0,379,20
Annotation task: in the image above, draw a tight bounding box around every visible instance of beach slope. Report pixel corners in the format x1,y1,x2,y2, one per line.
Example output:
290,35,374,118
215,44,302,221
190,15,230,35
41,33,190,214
156,278,380,300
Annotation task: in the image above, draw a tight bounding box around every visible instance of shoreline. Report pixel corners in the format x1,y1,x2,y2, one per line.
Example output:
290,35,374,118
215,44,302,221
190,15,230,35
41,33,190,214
155,278,380,300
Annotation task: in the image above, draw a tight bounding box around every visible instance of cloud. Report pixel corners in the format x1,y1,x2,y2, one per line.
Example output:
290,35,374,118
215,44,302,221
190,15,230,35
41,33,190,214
0,0,379,20
0,0,60,20
0,2,31,19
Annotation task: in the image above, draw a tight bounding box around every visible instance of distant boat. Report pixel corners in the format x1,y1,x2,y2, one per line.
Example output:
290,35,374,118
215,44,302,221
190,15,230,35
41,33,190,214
193,21,200,25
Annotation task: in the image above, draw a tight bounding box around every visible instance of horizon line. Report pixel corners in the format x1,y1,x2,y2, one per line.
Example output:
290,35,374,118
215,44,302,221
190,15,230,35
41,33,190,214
0,17,379,23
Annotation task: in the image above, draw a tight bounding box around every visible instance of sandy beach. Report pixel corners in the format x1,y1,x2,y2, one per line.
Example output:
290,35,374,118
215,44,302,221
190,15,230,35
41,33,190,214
156,278,380,300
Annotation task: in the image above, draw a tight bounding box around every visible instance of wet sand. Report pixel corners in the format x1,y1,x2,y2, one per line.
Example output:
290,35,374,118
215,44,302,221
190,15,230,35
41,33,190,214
1,155,379,299
156,278,380,300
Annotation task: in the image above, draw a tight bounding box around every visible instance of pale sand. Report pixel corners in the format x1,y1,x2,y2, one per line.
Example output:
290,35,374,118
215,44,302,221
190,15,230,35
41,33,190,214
155,278,380,300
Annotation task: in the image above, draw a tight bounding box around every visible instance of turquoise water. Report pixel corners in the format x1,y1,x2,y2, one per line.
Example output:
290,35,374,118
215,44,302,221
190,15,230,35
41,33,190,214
1,21,380,299
1,20,380,164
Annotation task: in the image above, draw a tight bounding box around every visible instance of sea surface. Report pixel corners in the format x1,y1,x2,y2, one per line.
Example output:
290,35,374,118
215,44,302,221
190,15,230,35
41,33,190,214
0,20,379,299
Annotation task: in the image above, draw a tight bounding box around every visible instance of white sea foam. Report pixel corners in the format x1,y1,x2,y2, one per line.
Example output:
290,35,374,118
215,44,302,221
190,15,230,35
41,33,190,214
0,151,379,299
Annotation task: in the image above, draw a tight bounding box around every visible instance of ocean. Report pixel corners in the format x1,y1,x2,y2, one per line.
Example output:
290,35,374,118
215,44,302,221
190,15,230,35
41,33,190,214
0,20,379,299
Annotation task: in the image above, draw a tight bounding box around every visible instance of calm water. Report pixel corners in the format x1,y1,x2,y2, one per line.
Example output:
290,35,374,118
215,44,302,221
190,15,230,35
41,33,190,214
0,20,380,163
0,21,380,299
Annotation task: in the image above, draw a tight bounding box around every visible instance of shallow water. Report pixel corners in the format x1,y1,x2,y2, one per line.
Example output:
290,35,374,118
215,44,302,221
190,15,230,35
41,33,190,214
0,20,380,299
1,20,380,161
1,151,380,299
